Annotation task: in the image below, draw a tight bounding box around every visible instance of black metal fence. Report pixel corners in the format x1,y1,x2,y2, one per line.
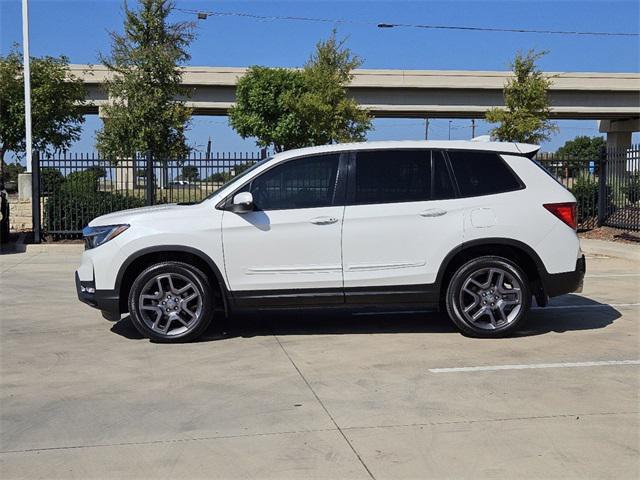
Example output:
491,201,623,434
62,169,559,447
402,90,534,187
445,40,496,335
35,151,265,239
31,145,640,240
536,145,639,231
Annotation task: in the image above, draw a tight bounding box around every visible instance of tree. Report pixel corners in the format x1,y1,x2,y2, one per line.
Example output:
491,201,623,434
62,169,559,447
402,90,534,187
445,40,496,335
229,31,371,152
486,50,557,144
293,30,371,145
557,136,605,159
180,165,199,182
0,49,85,183
229,67,308,152
96,0,194,166
4,162,25,185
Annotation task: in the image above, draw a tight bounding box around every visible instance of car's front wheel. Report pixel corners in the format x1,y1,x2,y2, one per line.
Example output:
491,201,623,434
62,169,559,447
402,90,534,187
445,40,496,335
445,256,531,337
128,261,213,342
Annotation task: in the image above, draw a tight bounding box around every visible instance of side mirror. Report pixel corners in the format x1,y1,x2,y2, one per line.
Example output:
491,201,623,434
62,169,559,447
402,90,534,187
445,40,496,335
229,191,254,213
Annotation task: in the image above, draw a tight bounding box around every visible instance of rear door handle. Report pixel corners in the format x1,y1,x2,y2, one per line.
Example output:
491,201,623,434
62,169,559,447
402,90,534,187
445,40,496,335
420,209,447,218
310,216,339,225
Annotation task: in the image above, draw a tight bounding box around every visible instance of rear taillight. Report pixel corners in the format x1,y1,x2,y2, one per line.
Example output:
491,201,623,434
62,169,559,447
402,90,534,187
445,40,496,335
543,202,577,230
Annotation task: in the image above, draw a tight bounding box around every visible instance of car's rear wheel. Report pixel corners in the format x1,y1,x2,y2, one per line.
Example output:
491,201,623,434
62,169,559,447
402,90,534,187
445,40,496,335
445,256,530,337
128,261,213,342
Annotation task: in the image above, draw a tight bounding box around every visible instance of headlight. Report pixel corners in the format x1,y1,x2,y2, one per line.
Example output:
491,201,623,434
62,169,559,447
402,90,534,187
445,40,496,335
82,224,129,250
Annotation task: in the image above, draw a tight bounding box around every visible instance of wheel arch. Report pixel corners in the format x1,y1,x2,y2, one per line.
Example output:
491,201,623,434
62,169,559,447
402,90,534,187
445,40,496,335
436,238,548,307
115,246,229,315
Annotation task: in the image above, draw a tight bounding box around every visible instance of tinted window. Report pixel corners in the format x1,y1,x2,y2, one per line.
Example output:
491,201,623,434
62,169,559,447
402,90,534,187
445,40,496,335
355,150,431,204
249,154,339,210
448,151,522,197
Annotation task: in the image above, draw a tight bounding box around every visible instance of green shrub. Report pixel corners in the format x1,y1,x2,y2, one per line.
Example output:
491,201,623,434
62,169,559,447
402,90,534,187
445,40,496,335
40,167,65,195
570,175,613,223
45,190,145,236
2,162,25,185
623,173,640,204
43,167,144,236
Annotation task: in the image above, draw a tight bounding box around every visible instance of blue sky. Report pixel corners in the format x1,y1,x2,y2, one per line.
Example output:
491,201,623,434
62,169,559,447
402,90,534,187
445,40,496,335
1,0,639,157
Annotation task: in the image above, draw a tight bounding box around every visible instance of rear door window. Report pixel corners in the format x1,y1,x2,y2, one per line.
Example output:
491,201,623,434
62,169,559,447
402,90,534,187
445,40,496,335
447,151,523,197
354,150,431,204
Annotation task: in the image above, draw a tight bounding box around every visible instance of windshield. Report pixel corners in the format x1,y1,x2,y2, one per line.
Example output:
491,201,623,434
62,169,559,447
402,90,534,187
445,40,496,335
200,157,272,203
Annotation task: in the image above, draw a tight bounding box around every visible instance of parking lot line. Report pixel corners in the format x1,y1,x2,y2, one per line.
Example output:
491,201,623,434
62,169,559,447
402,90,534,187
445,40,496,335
586,273,640,278
428,359,640,373
534,303,640,310
353,303,639,316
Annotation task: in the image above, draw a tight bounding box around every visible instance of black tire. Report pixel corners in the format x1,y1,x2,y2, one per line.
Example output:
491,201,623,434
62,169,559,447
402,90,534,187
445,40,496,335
128,261,214,343
445,256,531,338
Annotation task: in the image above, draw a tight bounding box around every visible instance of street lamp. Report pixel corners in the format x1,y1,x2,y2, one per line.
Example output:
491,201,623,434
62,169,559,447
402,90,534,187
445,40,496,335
22,0,33,173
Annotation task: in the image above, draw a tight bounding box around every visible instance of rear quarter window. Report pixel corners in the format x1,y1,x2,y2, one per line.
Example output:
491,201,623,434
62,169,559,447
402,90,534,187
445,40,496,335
448,151,523,197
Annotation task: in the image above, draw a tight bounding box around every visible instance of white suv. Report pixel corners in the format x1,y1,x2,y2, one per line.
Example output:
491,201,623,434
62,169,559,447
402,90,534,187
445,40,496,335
76,140,585,342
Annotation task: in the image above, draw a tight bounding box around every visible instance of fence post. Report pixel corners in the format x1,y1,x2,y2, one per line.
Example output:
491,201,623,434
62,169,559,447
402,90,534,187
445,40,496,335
0,175,8,245
31,151,41,243
597,146,607,228
145,151,154,206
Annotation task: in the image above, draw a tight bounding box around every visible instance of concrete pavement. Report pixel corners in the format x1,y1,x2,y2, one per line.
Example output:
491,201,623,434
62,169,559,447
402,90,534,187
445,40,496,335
1,240,638,479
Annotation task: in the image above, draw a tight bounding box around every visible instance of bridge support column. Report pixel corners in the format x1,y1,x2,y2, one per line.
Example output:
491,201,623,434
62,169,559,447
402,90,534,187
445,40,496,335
598,118,639,150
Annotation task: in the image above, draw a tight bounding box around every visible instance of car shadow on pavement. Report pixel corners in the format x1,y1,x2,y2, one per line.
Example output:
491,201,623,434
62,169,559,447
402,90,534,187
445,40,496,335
110,294,621,342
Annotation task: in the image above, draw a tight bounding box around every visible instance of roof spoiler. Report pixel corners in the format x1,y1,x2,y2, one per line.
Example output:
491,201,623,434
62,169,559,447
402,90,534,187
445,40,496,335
514,143,541,159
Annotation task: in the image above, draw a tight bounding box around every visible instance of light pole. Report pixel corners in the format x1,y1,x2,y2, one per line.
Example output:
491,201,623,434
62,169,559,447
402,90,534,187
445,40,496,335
22,0,33,173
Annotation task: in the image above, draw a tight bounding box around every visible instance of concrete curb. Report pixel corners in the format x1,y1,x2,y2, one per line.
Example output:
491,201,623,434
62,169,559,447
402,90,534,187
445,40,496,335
580,238,640,262
23,243,84,254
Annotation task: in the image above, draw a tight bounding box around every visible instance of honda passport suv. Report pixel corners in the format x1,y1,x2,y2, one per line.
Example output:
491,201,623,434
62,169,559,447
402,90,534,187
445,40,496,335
76,141,585,342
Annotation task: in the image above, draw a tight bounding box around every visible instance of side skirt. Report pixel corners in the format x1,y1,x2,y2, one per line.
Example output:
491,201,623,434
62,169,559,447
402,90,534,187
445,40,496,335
230,284,441,310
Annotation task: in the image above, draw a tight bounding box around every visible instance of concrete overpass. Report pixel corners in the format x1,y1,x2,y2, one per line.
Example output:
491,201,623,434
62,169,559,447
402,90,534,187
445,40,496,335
71,64,640,148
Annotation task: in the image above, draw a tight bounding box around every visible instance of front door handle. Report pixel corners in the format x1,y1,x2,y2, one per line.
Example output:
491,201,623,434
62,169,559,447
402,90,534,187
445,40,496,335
420,209,447,218
310,216,339,225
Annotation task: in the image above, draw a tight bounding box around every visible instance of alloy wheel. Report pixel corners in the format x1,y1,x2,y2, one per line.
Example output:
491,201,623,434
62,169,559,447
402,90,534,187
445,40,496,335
138,273,203,336
458,267,522,330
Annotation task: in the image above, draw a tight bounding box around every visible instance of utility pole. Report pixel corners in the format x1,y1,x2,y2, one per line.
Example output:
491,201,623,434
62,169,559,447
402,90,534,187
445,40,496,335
22,0,33,172
206,137,212,160
424,118,429,140
471,119,476,138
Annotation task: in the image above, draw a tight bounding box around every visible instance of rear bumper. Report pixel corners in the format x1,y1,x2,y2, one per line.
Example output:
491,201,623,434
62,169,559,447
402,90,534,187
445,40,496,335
543,255,586,298
75,273,121,321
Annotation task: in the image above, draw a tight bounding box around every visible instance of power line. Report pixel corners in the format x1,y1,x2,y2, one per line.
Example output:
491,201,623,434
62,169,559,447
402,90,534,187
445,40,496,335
375,21,639,37
176,8,640,37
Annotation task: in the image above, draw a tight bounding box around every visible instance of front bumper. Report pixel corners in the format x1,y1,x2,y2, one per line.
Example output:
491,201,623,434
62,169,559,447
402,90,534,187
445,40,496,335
543,255,586,298
75,273,121,321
